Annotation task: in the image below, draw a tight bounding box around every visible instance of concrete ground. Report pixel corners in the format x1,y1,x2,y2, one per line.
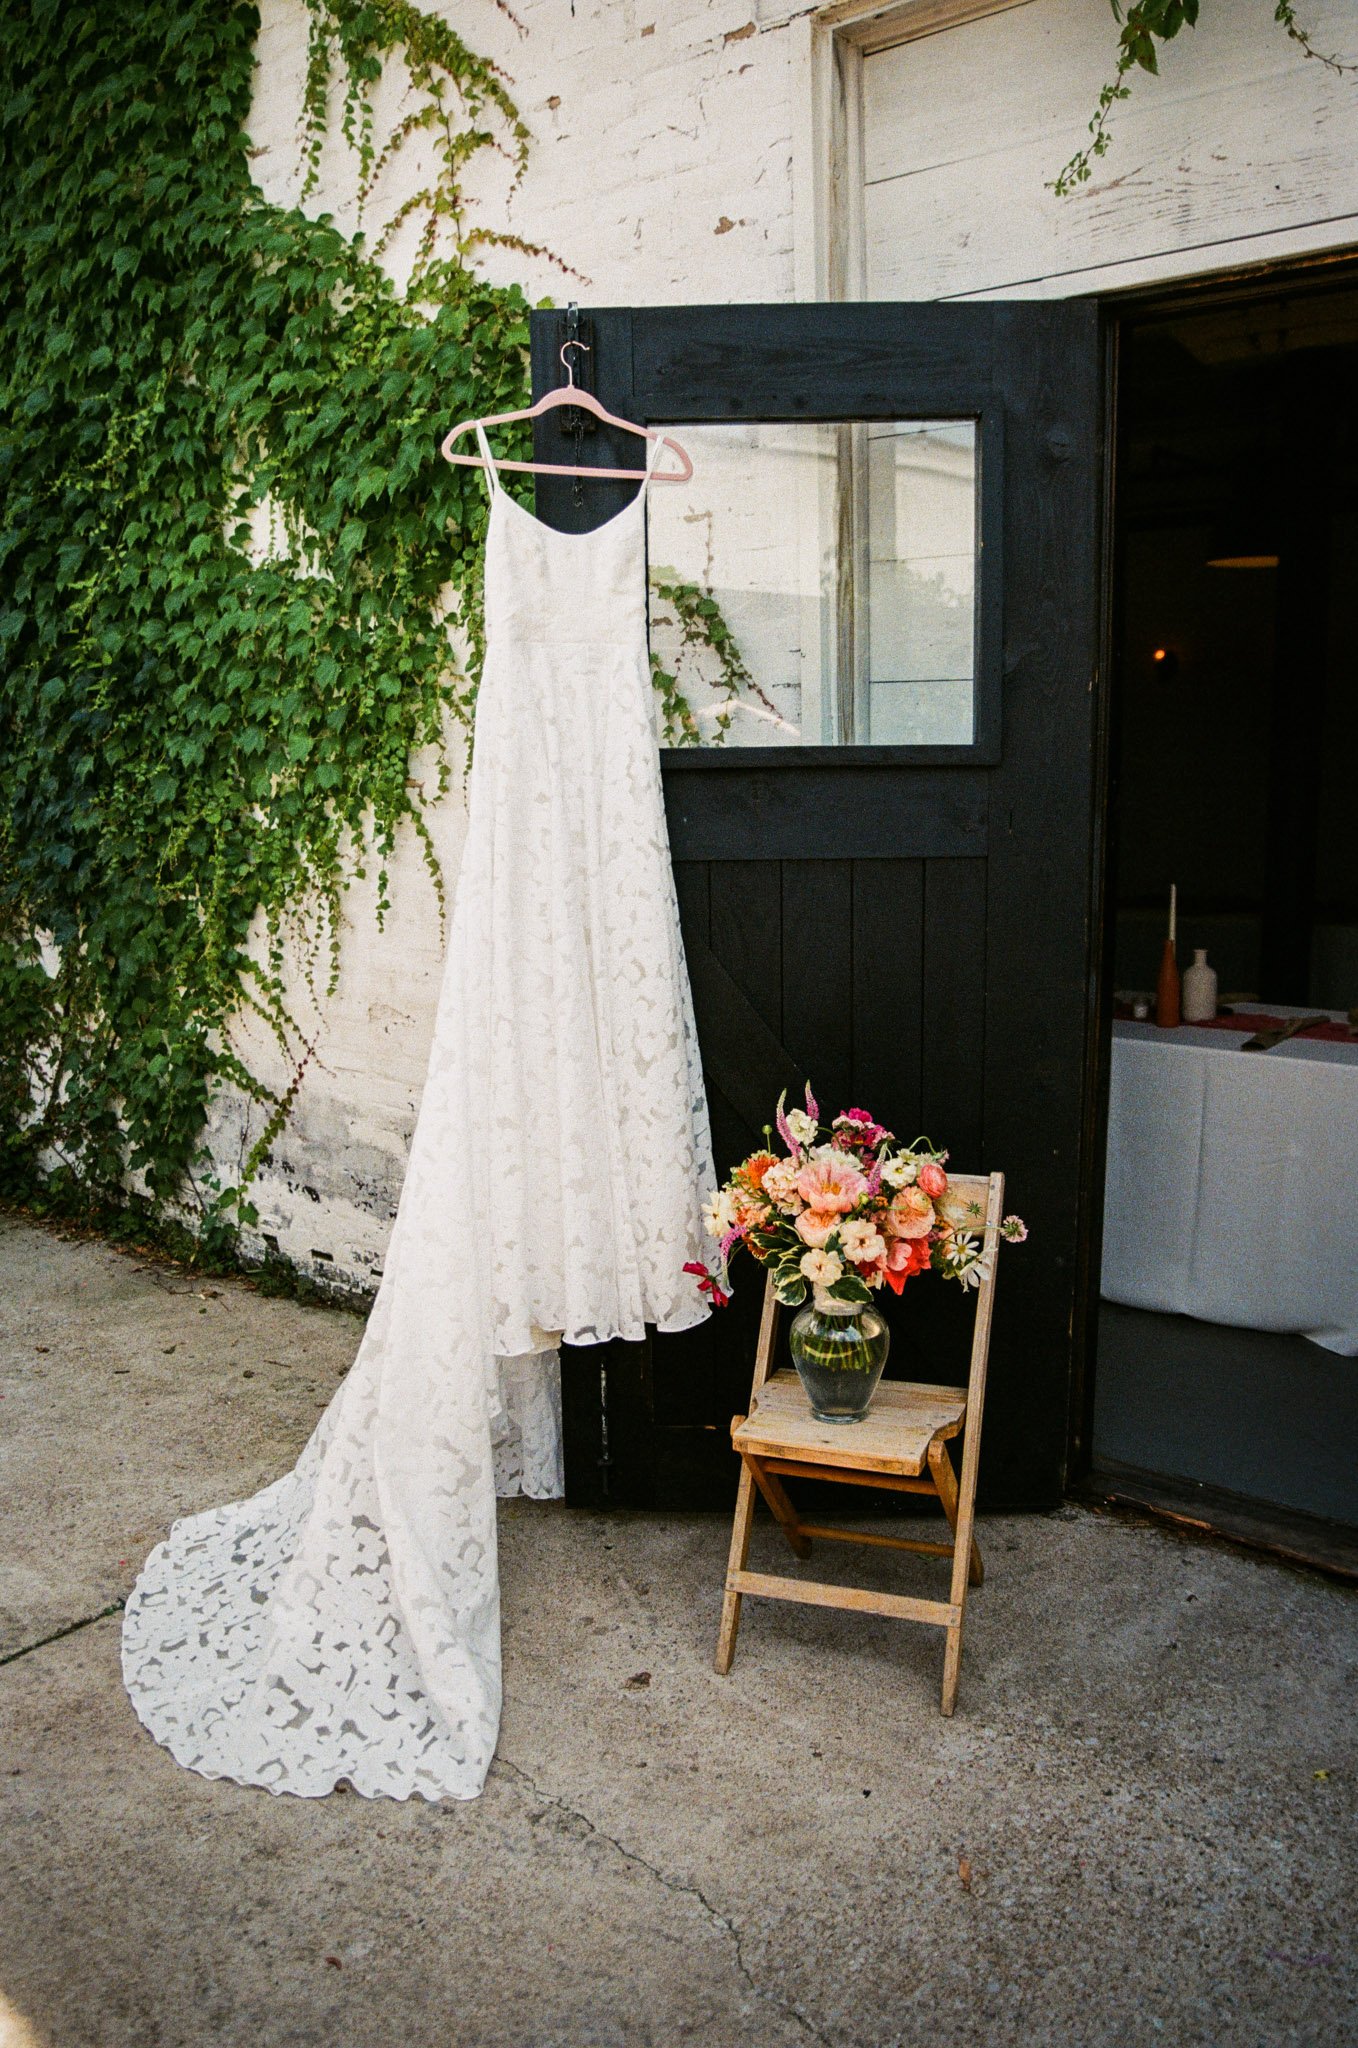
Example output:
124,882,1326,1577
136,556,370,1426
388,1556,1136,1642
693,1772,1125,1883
1,1216,1355,2048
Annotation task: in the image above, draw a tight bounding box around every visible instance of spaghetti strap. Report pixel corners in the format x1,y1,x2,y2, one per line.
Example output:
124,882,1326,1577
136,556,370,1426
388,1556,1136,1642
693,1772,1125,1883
474,421,499,496
643,430,667,482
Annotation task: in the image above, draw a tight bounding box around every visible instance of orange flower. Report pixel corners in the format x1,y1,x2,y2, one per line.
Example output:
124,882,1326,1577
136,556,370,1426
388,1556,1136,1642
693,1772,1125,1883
740,1150,779,1191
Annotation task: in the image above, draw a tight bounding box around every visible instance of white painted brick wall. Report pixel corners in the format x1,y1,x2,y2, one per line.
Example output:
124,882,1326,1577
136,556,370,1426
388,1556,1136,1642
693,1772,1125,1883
214,1,814,1290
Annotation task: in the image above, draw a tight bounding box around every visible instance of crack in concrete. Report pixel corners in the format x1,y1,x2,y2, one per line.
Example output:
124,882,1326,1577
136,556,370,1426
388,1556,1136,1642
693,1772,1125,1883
0,1600,124,1669
494,1756,833,2047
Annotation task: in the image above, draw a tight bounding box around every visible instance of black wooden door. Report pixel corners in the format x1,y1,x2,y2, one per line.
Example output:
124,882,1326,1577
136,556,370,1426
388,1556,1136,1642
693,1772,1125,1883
531,302,1105,1512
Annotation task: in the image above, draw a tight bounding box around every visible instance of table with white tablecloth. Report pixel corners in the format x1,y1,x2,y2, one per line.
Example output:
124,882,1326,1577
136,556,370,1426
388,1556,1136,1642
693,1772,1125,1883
1100,1012,1358,1356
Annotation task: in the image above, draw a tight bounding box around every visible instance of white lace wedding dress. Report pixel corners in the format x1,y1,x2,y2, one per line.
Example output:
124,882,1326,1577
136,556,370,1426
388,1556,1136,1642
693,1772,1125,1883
121,427,714,1801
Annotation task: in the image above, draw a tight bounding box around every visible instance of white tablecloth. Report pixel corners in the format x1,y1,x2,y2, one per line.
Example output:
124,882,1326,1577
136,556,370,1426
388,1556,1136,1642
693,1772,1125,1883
1101,1013,1358,1355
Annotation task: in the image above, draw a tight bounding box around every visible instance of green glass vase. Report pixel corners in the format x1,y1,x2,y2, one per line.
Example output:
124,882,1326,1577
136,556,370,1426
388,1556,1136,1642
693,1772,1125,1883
788,1291,890,1423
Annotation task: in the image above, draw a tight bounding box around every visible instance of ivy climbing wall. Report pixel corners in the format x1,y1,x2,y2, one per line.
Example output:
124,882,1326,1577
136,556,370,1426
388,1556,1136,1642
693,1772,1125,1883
0,0,812,1292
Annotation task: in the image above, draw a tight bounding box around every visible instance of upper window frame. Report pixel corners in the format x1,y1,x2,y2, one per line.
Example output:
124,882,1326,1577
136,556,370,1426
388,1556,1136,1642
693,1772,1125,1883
529,302,1013,771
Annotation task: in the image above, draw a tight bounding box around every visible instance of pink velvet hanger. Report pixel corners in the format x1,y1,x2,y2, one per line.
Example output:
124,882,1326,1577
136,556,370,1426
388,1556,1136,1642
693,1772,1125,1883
441,341,693,483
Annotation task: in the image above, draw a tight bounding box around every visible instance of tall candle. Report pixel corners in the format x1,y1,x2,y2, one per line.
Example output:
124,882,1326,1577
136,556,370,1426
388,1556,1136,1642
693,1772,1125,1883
1169,882,1176,946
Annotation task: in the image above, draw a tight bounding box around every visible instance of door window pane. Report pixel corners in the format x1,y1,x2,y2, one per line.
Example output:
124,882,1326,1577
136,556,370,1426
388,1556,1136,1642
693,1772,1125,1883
863,421,977,746
645,421,836,747
645,418,978,748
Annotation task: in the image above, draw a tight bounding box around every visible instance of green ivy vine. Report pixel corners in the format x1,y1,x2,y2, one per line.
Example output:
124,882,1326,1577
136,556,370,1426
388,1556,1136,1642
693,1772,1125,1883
0,0,548,1252
649,574,781,747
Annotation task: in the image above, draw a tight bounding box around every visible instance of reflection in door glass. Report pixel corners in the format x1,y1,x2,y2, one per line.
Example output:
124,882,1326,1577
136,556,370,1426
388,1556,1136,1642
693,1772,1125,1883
644,419,977,747
864,422,976,745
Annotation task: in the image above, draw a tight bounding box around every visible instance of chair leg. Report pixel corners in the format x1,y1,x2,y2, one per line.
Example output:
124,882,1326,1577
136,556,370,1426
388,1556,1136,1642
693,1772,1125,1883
941,1617,964,1718
715,1445,757,1675
938,1431,983,1717
931,1437,975,1716
748,1458,812,1561
928,1439,983,1587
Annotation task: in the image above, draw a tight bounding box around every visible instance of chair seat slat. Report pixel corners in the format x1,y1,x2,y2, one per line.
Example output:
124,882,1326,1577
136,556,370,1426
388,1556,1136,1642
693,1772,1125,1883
733,1370,966,1476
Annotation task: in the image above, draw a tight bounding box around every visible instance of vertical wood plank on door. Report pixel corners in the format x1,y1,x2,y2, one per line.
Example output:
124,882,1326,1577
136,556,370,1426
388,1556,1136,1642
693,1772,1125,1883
851,857,924,1139
781,860,854,1109
711,861,782,1049
921,858,987,1166
982,298,1102,1502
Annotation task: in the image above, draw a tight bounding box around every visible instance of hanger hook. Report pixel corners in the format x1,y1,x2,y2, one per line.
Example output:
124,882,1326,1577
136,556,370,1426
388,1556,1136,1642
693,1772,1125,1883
560,338,590,387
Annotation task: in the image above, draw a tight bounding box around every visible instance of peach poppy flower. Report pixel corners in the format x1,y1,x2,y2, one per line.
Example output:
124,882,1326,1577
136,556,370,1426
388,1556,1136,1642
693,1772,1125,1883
794,1153,866,1214
795,1209,839,1248
886,1186,935,1240
917,1161,949,1201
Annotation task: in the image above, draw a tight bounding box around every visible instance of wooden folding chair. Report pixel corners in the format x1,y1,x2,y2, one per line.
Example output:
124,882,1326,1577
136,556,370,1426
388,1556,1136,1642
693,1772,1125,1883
714,1171,1003,1715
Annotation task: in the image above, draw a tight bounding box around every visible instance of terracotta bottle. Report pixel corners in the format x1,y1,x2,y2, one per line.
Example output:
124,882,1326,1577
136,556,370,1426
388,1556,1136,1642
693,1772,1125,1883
1155,937,1181,1028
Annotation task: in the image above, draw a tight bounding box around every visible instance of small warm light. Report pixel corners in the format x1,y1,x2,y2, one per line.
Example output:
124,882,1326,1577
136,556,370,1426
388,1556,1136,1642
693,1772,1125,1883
1206,553,1280,569
1152,647,1168,663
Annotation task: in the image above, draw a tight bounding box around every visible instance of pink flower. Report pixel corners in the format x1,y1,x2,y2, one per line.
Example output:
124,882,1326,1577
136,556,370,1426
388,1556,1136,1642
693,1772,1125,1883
917,1161,949,1201
832,1107,891,1155
794,1152,867,1214
886,1186,935,1239
795,1209,839,1248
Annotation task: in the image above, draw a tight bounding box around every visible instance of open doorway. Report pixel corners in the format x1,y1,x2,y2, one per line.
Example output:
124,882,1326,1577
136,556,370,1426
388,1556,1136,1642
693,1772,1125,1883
1091,268,1358,1568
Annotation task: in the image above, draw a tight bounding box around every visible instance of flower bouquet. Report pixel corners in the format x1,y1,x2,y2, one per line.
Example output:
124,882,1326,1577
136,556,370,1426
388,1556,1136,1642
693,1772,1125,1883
686,1086,1027,1423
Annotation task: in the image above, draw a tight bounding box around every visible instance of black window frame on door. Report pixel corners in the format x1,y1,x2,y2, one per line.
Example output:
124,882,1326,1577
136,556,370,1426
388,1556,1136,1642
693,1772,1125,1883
637,404,1005,768
531,300,1109,1514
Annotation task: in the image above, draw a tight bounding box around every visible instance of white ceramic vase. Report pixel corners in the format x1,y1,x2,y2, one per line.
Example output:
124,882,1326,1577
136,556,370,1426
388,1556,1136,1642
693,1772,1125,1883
1182,947,1218,1023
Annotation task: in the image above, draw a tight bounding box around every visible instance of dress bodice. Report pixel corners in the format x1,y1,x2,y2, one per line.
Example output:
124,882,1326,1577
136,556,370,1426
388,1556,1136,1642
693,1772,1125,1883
483,490,651,652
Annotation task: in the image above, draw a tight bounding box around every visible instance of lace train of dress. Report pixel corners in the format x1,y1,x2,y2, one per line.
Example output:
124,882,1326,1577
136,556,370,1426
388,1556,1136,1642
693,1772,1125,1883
121,432,714,1800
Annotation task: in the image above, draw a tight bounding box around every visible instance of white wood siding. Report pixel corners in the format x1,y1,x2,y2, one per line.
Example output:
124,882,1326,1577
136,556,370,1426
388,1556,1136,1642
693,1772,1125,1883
860,0,1358,300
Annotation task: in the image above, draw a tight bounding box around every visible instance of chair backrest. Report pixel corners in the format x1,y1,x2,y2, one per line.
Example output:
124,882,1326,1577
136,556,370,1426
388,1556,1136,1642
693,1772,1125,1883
751,1168,1006,1420
951,1172,1005,1449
